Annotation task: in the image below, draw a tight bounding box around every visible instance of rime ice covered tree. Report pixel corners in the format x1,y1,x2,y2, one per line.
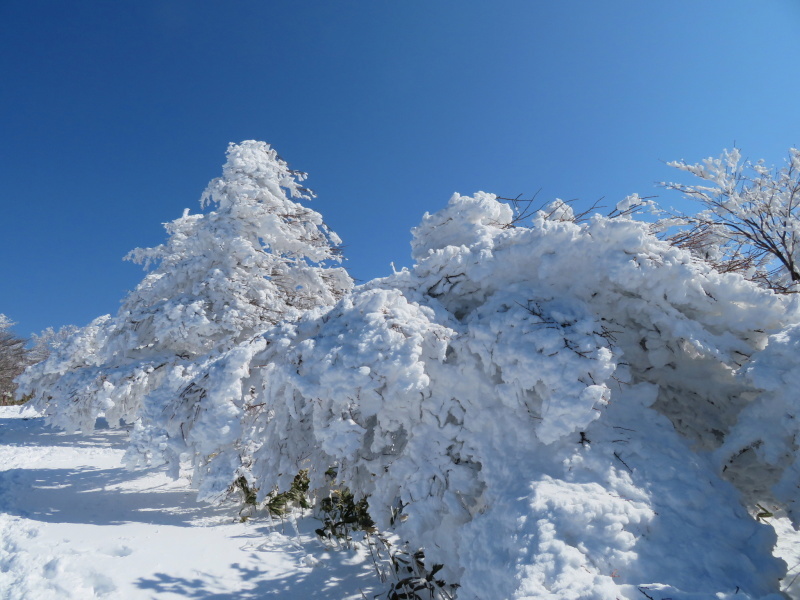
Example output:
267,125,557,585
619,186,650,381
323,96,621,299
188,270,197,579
19,147,800,599
662,147,800,293
20,141,352,431
113,140,352,358
17,316,117,431
658,149,800,531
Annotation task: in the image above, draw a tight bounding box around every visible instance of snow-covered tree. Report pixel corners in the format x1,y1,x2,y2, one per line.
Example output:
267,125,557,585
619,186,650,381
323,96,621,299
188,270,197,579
19,141,352,432
17,315,117,431
655,148,800,534
112,140,352,358
27,324,80,366
717,323,800,529
662,147,800,292
23,143,800,599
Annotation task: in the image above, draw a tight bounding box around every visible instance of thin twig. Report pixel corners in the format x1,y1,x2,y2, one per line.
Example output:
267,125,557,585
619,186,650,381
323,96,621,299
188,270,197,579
613,451,633,473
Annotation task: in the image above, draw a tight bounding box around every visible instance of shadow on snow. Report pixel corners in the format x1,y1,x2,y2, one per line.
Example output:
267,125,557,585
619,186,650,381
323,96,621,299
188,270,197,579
0,415,233,527
0,415,129,450
0,465,227,527
135,547,381,599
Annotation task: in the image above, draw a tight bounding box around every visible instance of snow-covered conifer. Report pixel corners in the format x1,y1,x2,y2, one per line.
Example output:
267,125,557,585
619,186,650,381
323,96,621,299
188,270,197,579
20,141,352,434
114,140,351,358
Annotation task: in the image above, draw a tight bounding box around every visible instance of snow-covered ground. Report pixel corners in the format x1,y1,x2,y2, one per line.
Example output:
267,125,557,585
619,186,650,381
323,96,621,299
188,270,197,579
3,404,799,600
776,519,800,599
0,406,380,599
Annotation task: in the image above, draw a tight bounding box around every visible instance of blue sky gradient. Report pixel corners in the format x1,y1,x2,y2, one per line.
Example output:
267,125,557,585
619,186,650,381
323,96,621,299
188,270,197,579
3,1,800,336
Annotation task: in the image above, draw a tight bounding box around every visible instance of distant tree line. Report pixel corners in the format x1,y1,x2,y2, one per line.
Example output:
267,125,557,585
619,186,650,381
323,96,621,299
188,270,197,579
0,315,27,404
0,317,75,405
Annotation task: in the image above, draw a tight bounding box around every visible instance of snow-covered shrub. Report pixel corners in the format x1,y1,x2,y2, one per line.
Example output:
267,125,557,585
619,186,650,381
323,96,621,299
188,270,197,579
129,191,795,599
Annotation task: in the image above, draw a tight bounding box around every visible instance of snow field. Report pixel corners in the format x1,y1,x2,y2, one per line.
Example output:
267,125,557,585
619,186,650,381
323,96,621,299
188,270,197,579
0,406,380,600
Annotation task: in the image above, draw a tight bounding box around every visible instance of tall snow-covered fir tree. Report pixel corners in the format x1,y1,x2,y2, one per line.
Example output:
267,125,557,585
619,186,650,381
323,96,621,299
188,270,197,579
19,141,352,432
113,140,352,358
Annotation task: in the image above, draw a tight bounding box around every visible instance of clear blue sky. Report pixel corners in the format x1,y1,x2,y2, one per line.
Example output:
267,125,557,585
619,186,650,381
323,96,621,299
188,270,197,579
3,1,800,338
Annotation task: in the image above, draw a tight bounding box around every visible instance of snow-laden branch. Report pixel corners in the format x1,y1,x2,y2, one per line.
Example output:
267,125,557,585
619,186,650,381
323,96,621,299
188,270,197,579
661,148,800,293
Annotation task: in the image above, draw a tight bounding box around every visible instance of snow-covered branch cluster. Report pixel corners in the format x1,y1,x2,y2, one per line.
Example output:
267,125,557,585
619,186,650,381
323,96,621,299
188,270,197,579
17,143,800,599
661,148,800,292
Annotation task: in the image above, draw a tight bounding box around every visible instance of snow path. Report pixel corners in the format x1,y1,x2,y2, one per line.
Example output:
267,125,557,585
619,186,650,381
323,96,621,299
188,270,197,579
0,407,379,599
